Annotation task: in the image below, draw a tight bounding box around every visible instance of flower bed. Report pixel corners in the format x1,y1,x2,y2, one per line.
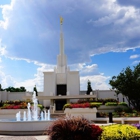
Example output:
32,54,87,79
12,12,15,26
0,100,44,110
63,102,102,109
0,100,29,109
100,124,140,139
47,116,140,140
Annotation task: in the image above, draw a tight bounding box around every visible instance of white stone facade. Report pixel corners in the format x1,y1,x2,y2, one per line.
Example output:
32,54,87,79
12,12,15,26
43,18,80,106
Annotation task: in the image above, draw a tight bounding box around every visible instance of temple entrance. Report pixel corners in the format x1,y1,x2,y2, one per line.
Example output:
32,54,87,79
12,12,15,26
56,85,67,110
55,99,67,111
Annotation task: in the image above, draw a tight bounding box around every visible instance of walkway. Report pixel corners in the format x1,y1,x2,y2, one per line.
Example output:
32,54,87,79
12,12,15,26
0,135,49,140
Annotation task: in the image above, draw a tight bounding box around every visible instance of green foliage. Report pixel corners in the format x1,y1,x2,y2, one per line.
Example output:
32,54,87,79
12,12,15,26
0,84,4,91
100,124,140,140
103,98,118,103
118,102,128,107
105,102,118,106
109,63,140,110
47,116,102,140
86,80,93,95
90,102,102,108
78,98,118,104
63,104,72,110
37,104,44,111
4,86,26,92
115,107,133,113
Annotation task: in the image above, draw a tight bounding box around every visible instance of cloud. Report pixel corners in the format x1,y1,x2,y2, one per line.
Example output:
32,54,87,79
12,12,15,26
116,0,140,8
12,61,56,91
0,0,140,65
0,56,110,91
0,39,7,55
130,54,140,59
70,63,99,76
0,70,16,89
132,60,140,65
70,63,111,90
0,0,140,91
80,75,110,90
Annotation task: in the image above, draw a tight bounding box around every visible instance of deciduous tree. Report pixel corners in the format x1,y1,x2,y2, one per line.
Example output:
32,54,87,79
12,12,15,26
109,63,140,110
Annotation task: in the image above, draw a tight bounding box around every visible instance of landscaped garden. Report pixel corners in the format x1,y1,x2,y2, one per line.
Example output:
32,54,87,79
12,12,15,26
63,98,119,109
0,100,44,110
47,116,140,140
0,100,28,109
63,98,140,118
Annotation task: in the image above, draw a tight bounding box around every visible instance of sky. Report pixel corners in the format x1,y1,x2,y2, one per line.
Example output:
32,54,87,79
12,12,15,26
0,0,140,92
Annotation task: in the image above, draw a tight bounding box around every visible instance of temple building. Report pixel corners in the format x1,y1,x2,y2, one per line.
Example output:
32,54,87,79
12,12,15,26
43,17,80,110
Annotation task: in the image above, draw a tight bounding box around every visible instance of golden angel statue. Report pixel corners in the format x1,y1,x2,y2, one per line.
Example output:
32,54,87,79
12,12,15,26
60,16,63,25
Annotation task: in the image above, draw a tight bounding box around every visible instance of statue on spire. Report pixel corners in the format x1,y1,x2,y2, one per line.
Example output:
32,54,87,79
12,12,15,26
60,16,63,25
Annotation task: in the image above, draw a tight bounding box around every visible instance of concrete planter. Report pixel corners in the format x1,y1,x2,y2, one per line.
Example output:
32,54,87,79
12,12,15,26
64,108,97,121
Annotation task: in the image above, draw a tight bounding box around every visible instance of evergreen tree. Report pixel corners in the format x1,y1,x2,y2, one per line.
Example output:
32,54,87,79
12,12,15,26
33,85,38,96
86,80,93,95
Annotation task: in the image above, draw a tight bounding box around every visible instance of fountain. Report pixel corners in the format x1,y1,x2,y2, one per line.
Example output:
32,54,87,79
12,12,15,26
15,91,51,121
0,91,55,135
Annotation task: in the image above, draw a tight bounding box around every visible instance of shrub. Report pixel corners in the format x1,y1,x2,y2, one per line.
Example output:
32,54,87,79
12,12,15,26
114,107,123,112
118,102,128,107
105,102,118,106
37,104,44,111
47,116,102,140
90,102,102,108
100,124,140,140
77,98,118,105
63,102,101,109
104,98,118,103
97,112,108,118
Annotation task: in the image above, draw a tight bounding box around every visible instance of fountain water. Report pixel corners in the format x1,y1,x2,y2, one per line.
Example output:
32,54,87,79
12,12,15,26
16,91,51,121
27,103,31,121
16,111,21,121
32,91,38,120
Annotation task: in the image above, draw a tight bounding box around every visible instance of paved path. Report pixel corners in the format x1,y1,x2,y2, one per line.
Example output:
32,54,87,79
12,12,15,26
0,135,49,140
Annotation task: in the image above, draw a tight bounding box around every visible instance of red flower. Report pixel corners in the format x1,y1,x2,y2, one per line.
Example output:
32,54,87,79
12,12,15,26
90,124,103,140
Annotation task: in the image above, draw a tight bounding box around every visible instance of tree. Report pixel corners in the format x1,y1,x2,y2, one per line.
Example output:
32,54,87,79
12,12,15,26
4,86,26,92
0,84,4,91
109,63,140,110
86,80,93,95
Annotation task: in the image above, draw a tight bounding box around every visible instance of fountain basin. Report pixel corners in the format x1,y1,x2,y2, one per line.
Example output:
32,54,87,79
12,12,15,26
0,119,54,135
0,109,28,119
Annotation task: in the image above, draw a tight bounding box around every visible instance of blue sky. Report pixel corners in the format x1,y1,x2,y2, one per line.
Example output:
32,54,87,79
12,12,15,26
0,0,140,91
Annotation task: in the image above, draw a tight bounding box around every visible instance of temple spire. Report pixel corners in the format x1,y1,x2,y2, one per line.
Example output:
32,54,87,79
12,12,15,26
60,16,64,55
56,16,67,73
